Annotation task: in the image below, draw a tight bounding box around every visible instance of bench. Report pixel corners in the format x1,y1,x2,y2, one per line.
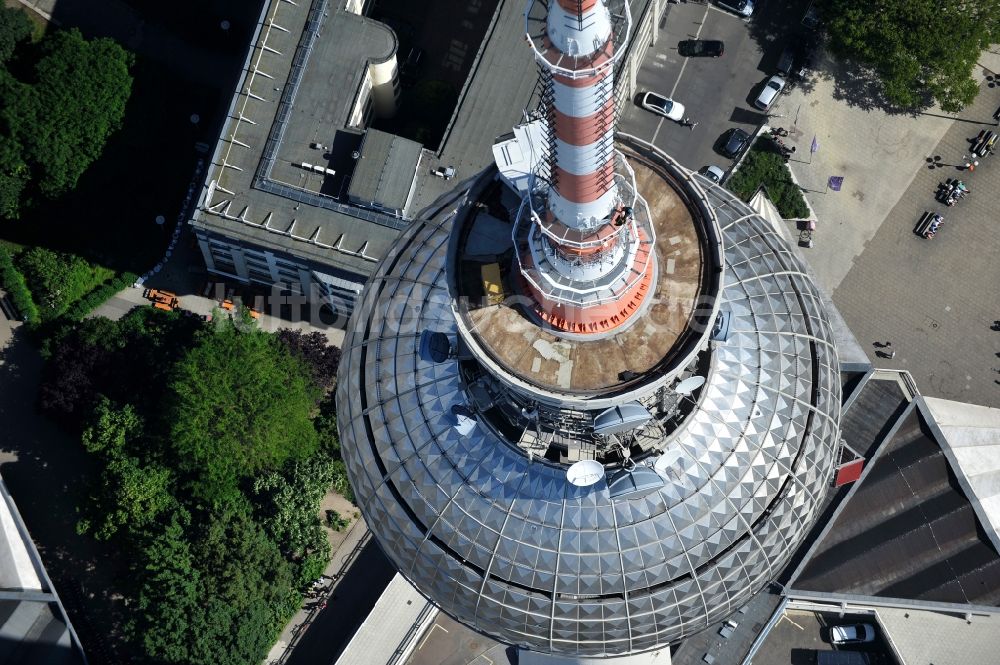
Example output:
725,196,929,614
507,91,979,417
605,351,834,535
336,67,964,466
914,211,943,239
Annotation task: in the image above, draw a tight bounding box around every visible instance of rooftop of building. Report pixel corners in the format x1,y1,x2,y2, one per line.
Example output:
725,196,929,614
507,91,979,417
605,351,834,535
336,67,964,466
788,396,1000,608
877,605,1000,665
0,477,85,665
347,129,423,211
191,0,406,277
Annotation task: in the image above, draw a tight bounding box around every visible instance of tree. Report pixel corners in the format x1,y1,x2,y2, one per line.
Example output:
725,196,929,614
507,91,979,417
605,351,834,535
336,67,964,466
727,138,810,219
0,72,28,218
38,309,203,427
251,454,336,585
275,329,341,389
0,28,133,217
824,0,1000,112
78,399,174,540
0,8,32,64
133,508,200,664
135,500,298,665
167,322,321,503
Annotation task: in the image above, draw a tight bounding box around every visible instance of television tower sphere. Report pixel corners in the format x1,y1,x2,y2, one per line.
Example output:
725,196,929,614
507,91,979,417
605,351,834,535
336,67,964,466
337,0,842,657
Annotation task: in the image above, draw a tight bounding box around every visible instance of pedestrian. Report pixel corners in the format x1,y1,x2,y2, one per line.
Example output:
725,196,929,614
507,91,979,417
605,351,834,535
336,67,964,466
320,601,327,610
889,350,896,359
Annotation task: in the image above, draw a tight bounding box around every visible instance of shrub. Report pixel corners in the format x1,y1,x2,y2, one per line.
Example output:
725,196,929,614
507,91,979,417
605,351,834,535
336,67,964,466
330,459,355,504
16,247,114,321
324,509,350,532
62,271,138,322
0,246,38,323
727,138,811,219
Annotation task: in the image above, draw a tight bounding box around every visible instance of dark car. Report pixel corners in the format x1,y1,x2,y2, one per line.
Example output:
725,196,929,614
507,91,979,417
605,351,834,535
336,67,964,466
678,40,725,57
720,128,751,158
777,45,796,75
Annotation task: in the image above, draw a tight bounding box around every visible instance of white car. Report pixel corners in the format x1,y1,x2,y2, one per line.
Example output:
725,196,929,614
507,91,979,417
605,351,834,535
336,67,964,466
754,75,786,110
830,623,876,645
641,92,685,121
717,0,754,17
699,165,726,183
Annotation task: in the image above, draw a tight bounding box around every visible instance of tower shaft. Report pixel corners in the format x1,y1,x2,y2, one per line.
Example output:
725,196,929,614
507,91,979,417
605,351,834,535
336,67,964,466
519,0,656,335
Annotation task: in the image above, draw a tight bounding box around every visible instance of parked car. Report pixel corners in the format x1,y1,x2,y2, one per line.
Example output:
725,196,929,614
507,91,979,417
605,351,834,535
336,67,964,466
699,165,726,183
719,128,750,158
716,0,754,17
640,92,685,121
754,75,786,110
829,623,876,645
777,45,796,76
678,39,725,57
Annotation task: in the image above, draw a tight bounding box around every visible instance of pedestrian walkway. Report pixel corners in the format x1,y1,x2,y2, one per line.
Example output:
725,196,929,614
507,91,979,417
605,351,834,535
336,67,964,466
777,51,990,292
264,520,370,664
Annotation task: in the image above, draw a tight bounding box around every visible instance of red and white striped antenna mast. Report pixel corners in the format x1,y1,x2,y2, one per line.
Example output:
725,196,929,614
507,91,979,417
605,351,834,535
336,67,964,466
518,0,657,336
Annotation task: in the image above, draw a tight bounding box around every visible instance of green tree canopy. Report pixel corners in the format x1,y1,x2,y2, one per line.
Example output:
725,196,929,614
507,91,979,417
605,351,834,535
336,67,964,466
78,399,174,540
824,0,999,112
0,28,133,218
0,7,32,64
135,501,298,665
167,322,321,503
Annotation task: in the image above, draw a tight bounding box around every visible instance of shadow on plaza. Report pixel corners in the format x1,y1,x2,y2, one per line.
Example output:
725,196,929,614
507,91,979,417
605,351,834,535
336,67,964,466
0,329,133,664
743,0,934,115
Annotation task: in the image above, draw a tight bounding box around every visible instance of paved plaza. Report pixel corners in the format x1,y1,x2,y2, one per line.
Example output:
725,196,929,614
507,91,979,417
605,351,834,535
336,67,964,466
831,81,1000,408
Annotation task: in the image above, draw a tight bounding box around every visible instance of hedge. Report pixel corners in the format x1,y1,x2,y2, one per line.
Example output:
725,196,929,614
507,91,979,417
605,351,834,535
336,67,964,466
727,137,811,219
16,247,116,322
62,271,139,322
0,247,39,324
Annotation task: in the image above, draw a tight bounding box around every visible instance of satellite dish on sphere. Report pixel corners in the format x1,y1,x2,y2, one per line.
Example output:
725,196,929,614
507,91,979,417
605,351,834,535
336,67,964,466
674,375,706,396
418,330,452,363
607,465,666,501
653,448,684,479
566,459,605,487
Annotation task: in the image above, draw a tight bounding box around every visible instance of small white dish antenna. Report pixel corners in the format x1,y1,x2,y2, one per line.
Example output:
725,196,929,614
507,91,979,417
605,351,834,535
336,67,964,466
653,448,684,479
674,375,706,396
566,459,605,487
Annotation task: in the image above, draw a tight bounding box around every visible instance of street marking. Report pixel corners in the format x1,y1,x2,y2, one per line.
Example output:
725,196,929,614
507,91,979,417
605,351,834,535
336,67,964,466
669,4,711,99
651,116,665,144
778,614,805,631
416,623,449,651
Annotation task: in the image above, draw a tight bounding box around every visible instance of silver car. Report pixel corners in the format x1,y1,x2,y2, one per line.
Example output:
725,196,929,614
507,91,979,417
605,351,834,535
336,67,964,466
829,623,876,645
754,75,786,110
